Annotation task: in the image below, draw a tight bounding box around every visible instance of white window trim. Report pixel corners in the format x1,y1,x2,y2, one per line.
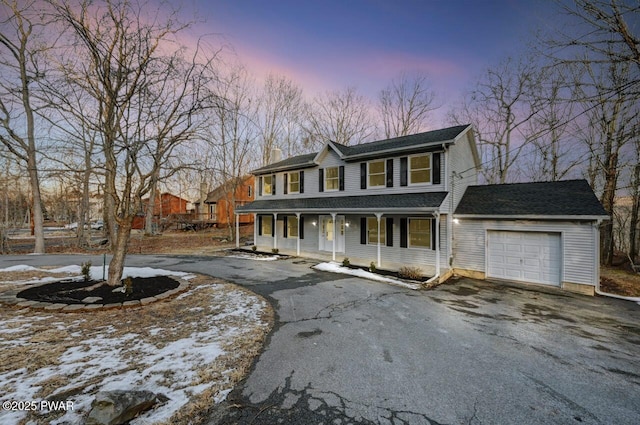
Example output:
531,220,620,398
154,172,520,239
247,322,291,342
408,153,432,186
262,175,273,195
325,166,340,192
288,171,300,194
368,159,386,188
367,217,386,245
407,217,432,249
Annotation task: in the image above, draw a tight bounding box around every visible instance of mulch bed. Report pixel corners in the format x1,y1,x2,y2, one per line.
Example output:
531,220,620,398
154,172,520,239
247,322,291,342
17,276,179,305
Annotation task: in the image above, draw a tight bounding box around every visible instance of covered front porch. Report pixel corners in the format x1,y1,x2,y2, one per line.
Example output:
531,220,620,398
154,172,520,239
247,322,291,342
235,193,451,277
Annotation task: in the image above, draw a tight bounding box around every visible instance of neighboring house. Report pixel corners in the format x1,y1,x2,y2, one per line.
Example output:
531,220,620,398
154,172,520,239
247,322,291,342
132,192,189,229
202,176,255,226
236,124,608,295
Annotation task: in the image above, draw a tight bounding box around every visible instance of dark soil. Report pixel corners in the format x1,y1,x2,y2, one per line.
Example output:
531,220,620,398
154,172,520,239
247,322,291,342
17,276,179,305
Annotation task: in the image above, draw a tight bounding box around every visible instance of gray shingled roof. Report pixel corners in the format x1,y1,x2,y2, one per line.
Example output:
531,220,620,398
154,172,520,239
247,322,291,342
251,124,471,174
236,192,448,213
251,153,317,175
455,180,608,217
332,124,470,157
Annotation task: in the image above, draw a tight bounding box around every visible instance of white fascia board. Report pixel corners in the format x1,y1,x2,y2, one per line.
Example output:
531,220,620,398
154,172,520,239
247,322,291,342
241,207,441,214
453,214,610,221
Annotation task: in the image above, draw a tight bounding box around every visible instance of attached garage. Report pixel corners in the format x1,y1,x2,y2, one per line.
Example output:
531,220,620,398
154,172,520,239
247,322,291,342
487,231,560,286
453,180,609,295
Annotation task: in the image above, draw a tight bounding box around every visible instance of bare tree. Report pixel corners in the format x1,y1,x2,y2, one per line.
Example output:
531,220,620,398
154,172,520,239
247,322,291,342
54,0,214,286
0,0,53,253
524,70,582,181
303,86,375,148
257,74,304,165
576,59,638,265
378,71,439,138
551,0,640,71
208,65,256,240
451,56,544,184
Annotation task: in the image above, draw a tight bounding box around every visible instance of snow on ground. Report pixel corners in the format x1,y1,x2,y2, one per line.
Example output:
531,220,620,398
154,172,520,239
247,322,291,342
0,267,271,425
0,264,196,284
227,253,280,261
312,262,422,290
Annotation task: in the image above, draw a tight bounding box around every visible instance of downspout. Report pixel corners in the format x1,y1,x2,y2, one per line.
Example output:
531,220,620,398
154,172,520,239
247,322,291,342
235,213,239,248
593,219,640,303
426,212,441,284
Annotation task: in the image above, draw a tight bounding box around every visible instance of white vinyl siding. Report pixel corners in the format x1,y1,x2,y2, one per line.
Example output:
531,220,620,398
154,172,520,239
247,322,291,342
453,219,599,287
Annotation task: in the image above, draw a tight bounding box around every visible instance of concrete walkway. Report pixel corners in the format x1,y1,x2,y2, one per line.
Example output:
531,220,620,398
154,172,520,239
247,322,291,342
1,254,639,424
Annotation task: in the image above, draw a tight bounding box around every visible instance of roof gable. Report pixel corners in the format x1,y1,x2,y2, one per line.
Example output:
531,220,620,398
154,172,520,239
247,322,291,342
455,179,608,218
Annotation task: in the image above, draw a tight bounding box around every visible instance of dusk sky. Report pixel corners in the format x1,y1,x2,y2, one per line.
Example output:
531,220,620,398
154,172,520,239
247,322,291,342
184,0,561,124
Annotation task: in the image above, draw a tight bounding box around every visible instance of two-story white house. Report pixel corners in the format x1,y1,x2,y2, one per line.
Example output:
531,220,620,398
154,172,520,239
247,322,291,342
236,124,608,295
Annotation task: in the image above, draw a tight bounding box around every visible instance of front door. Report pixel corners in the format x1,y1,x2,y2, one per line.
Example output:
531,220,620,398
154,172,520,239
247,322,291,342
319,215,345,252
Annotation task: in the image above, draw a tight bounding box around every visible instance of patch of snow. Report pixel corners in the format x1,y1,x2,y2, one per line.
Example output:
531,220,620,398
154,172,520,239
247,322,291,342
0,281,269,425
0,265,40,272
312,262,422,290
227,253,280,261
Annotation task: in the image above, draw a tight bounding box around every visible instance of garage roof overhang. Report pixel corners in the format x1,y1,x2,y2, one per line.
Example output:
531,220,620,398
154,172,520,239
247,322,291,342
453,214,609,221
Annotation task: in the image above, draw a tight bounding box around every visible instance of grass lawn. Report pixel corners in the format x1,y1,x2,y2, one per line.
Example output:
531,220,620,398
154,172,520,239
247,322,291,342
0,269,273,425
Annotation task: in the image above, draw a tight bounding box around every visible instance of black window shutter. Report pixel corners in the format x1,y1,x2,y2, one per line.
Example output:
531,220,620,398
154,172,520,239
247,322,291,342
319,169,324,192
431,219,437,250
400,218,407,248
432,153,441,185
360,217,367,244
299,216,304,239
360,163,367,189
300,171,304,193
259,177,263,196
386,159,393,187
284,173,288,194
400,157,408,186
339,166,345,191
272,174,276,195
386,217,393,246
258,215,263,236
271,217,275,237
283,216,288,238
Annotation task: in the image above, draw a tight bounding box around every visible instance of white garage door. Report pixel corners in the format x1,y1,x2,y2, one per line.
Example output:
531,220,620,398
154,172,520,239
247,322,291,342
487,231,561,286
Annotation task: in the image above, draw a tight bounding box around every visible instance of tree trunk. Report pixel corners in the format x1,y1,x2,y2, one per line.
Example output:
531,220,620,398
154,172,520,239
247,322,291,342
107,217,133,286
630,164,640,262
145,177,158,236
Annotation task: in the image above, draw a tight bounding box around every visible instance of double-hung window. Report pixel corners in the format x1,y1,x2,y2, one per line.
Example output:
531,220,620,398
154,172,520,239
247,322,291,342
367,217,386,245
409,154,431,184
408,218,431,248
287,216,299,238
263,175,273,195
325,167,339,191
260,215,273,236
288,172,300,193
368,160,386,187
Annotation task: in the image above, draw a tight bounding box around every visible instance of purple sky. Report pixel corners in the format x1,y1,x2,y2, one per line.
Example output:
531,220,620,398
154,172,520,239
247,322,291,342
185,0,559,124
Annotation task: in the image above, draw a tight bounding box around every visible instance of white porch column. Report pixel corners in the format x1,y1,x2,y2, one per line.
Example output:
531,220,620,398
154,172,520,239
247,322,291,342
273,213,278,250
331,213,337,261
235,213,240,248
375,213,383,268
435,212,440,276
296,213,301,256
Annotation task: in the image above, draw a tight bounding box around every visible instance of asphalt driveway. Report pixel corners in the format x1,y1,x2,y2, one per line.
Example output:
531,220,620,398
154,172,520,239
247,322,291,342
1,254,638,424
